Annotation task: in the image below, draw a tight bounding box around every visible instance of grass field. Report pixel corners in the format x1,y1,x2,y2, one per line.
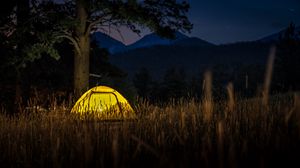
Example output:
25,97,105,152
0,91,299,168
1,49,300,167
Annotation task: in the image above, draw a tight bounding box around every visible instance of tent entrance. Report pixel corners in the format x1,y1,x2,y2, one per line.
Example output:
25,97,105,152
71,85,135,120
87,91,123,116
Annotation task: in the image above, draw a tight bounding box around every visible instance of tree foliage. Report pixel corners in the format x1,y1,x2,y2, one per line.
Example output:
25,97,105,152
0,0,66,70
0,0,193,105
34,0,193,95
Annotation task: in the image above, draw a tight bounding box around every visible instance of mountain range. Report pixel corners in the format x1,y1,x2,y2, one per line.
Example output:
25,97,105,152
91,26,299,80
91,31,215,54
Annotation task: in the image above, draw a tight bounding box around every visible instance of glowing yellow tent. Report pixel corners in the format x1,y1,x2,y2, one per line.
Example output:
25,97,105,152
71,86,136,120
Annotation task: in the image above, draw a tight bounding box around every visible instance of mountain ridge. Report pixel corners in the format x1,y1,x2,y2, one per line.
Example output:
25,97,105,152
127,31,189,50
91,32,126,54
92,25,300,53
91,31,215,54
92,26,299,80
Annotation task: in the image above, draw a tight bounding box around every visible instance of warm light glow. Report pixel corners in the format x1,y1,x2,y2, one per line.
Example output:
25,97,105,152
71,86,135,120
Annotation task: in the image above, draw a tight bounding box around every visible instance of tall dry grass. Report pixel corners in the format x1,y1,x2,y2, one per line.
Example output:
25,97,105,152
202,71,213,123
0,91,300,167
1,46,300,167
262,46,276,107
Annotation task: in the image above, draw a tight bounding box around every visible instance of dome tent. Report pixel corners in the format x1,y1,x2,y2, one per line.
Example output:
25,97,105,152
71,86,135,120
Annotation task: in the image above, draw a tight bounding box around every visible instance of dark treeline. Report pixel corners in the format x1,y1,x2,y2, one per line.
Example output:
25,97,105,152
132,23,300,103
132,64,265,104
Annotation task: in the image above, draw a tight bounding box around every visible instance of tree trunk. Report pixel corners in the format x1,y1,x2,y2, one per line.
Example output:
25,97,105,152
14,0,29,113
74,0,90,97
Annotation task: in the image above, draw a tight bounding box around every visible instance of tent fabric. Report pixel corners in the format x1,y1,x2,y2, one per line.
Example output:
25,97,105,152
71,86,135,120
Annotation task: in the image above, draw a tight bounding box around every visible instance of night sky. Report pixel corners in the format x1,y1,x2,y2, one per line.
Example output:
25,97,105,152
110,0,300,45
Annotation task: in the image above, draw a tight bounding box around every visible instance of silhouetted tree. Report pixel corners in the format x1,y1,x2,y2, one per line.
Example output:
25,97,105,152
0,1,75,112
162,67,187,100
133,67,153,99
0,0,36,112
187,74,203,99
273,22,300,92
233,64,265,97
34,0,192,97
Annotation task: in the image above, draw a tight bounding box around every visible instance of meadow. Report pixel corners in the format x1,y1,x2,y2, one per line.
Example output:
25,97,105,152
1,48,300,168
1,85,300,168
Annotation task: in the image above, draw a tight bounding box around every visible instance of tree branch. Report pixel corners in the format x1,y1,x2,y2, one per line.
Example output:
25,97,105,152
87,12,113,34
56,34,81,56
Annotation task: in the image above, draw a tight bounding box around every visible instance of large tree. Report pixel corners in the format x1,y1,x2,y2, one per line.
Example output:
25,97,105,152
54,0,192,97
1,0,65,112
